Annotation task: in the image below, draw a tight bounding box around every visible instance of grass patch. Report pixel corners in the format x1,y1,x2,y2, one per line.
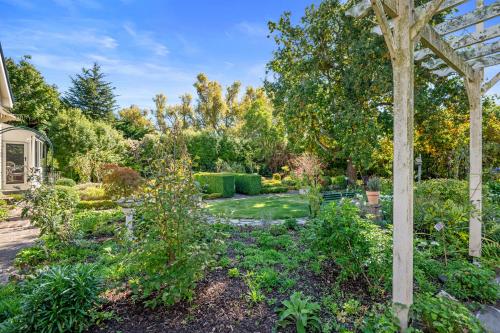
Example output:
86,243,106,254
205,194,308,219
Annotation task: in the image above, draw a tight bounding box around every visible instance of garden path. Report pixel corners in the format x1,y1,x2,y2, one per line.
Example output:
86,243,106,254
0,209,38,284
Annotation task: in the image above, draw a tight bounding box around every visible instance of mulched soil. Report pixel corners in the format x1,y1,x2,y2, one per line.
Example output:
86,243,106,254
90,225,383,333
91,268,277,333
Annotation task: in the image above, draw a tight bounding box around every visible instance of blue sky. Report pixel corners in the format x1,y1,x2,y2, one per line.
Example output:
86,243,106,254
0,0,497,110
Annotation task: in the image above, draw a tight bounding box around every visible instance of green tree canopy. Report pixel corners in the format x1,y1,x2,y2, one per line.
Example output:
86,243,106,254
63,62,117,120
5,56,62,128
116,105,154,140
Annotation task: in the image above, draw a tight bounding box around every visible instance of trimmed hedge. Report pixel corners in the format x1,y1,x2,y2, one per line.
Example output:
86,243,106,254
234,174,261,195
77,200,118,210
194,173,235,198
55,178,76,187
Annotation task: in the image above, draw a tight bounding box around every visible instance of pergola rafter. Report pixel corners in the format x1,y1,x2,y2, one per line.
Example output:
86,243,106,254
346,0,499,330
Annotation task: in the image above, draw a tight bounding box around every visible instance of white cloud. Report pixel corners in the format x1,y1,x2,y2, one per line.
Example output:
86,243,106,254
235,21,268,38
123,23,169,56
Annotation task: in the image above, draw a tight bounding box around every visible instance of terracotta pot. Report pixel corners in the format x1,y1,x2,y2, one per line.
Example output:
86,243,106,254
366,191,380,205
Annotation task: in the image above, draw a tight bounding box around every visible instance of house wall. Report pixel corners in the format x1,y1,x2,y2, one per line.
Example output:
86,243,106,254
1,125,43,191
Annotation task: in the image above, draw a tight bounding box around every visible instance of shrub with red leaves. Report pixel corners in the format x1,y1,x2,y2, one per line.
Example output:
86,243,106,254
102,165,143,199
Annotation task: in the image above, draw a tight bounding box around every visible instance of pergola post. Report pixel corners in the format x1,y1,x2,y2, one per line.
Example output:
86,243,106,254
391,0,414,328
466,71,483,258
467,0,485,259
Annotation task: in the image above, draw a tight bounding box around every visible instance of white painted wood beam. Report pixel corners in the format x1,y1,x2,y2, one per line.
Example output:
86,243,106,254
411,0,447,39
482,72,500,93
470,53,500,69
422,40,500,68
434,1,500,35
346,0,467,19
419,24,475,77
449,24,500,49
432,67,456,76
415,24,500,60
461,40,500,60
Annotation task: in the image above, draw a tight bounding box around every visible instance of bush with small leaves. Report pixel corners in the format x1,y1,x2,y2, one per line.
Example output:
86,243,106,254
277,292,322,333
22,185,79,241
55,177,76,187
284,218,299,230
102,164,143,199
444,260,499,303
412,293,486,333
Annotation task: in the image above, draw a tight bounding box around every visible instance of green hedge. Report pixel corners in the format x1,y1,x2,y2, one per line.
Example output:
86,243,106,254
261,186,288,194
77,200,118,210
55,178,76,187
234,174,261,195
194,173,235,198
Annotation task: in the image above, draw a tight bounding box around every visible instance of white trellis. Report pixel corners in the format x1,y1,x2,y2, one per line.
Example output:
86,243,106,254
347,0,499,329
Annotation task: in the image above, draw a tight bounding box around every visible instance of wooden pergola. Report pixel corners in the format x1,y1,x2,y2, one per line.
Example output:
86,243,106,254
346,0,499,329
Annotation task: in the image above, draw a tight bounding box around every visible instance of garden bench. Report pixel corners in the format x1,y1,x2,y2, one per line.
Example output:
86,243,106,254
321,191,356,206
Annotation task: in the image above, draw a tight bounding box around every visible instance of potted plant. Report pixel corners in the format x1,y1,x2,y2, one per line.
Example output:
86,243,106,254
366,177,381,205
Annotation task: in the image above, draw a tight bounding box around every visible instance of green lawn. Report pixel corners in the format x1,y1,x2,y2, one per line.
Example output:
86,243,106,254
205,194,309,219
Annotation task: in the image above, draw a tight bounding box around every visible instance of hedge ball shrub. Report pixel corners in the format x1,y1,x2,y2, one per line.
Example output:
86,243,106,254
194,173,235,198
234,174,261,195
55,178,76,187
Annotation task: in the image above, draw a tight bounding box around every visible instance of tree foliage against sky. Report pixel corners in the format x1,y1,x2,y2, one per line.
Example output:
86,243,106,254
5,56,62,128
64,62,117,121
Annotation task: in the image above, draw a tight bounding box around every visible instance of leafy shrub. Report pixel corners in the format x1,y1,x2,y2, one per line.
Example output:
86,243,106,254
412,293,486,333
202,192,223,200
22,185,79,241
234,173,261,195
102,164,143,199
194,172,235,197
0,283,21,322
16,264,103,333
272,173,281,181
129,140,222,308
261,186,288,194
444,261,499,303
262,178,282,187
284,217,299,230
78,186,107,201
55,177,76,187
361,304,400,333
77,200,118,210
74,209,123,237
14,245,48,269
0,206,9,221
309,202,391,289
331,175,347,190
277,292,322,333
282,175,299,188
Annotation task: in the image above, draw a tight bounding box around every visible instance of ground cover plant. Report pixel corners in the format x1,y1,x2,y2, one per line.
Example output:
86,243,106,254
205,193,309,219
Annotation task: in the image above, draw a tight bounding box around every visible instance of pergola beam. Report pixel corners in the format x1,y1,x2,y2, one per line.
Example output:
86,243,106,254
434,1,500,35
482,72,500,93
415,24,500,60
422,40,500,68
346,0,467,19
470,53,500,69
419,25,475,77
450,24,500,49
462,40,500,60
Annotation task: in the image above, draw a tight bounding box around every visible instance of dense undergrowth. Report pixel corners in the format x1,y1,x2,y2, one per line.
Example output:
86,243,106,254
0,178,498,332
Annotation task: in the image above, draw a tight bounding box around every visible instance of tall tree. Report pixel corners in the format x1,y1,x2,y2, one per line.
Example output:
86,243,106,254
64,62,117,120
179,93,194,129
193,73,227,131
5,56,62,128
115,105,154,140
224,81,242,127
153,93,168,133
